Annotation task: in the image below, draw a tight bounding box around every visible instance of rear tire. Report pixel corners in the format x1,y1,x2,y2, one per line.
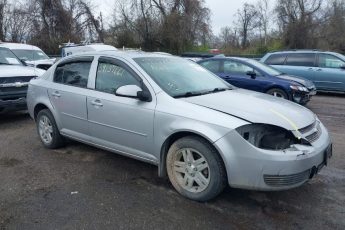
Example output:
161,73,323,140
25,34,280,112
36,109,65,149
266,88,288,99
166,136,227,202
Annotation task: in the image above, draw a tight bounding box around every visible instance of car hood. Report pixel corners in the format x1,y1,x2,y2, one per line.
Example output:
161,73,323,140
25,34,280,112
182,89,315,131
0,65,45,77
276,74,315,89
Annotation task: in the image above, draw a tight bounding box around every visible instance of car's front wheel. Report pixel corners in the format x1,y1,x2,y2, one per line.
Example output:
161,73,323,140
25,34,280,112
36,109,65,149
166,136,227,202
266,88,288,99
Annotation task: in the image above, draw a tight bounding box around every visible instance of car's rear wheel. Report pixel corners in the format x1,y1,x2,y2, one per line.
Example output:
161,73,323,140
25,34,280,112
166,136,227,202
37,109,65,149
266,88,288,99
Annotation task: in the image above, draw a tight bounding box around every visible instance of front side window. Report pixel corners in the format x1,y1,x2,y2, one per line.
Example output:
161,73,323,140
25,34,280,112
264,54,287,65
54,61,92,88
318,54,345,69
223,60,259,75
285,53,316,67
199,60,220,73
134,57,230,97
96,62,140,94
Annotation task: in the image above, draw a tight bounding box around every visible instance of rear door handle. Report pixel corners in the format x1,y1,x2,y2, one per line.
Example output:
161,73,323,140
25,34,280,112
52,91,61,98
308,68,314,71
91,99,103,107
316,69,322,72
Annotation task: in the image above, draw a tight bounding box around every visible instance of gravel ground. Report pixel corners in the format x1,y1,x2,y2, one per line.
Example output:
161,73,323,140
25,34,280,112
0,94,344,230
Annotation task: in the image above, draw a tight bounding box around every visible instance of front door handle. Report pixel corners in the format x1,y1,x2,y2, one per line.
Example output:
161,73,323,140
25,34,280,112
91,99,103,107
316,69,323,72
52,91,61,98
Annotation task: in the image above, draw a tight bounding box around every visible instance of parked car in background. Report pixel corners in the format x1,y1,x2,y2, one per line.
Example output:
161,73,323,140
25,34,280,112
261,50,345,93
0,47,45,113
27,51,331,201
0,42,55,70
198,57,316,105
60,42,118,57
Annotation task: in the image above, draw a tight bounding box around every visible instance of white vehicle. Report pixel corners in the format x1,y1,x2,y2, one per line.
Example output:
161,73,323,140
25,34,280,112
0,47,45,113
0,43,55,70
61,43,117,57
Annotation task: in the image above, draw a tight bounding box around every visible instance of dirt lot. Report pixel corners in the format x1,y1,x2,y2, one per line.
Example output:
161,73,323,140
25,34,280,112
0,94,344,230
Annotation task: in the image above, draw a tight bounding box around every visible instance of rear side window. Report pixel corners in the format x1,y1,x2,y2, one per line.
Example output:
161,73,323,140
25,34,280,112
54,61,92,88
318,54,345,69
285,53,316,67
199,60,220,73
264,54,286,65
96,62,140,94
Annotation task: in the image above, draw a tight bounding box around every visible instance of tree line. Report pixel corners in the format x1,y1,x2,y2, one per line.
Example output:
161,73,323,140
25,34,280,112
0,0,344,55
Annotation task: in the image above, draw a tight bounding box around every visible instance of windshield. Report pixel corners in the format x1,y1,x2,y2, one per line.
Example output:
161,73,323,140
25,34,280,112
12,49,50,61
134,57,231,97
246,59,282,76
0,48,23,65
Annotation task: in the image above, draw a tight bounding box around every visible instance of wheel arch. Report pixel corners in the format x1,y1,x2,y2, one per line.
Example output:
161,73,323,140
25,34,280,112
158,131,228,180
265,85,292,100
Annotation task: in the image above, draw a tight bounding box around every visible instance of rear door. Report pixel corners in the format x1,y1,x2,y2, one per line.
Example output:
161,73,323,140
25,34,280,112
280,53,317,82
48,57,94,139
315,53,345,91
86,57,156,162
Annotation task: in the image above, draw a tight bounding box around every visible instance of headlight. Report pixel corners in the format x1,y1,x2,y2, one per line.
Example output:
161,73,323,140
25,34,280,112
236,124,310,150
290,85,308,92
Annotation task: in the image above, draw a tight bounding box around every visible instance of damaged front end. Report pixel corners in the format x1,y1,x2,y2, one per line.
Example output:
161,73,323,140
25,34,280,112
235,123,310,151
215,120,331,191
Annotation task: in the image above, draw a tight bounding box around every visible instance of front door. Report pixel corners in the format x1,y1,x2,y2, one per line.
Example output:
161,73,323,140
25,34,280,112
219,60,267,92
315,53,345,91
87,57,156,162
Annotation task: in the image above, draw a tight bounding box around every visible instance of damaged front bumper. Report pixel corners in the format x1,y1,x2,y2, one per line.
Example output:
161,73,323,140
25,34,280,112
214,121,332,191
0,97,27,113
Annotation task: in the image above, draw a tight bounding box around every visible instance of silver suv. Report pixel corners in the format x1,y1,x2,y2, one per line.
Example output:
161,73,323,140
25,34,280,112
27,51,332,201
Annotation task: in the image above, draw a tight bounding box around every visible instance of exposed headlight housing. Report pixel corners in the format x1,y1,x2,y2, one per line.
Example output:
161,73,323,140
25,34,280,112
290,85,308,92
236,124,310,150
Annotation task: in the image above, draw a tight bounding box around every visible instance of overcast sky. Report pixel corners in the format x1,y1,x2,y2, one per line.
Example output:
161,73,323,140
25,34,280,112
96,0,276,35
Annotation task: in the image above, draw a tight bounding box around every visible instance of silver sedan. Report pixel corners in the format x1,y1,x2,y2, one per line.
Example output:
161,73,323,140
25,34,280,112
27,51,332,201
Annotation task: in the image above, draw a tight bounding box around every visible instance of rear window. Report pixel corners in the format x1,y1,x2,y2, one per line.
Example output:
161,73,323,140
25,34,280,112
264,54,286,65
285,53,316,67
54,61,92,88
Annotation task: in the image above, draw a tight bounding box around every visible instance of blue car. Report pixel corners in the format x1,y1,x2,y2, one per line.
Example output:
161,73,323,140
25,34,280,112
261,50,345,92
197,57,316,105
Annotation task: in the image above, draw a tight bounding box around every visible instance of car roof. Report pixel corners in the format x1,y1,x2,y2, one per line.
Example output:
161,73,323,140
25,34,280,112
0,42,42,51
64,50,180,59
198,56,252,62
266,50,341,56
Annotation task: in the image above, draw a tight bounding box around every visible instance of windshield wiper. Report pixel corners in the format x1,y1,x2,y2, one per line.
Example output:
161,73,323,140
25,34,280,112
173,88,231,98
173,91,206,98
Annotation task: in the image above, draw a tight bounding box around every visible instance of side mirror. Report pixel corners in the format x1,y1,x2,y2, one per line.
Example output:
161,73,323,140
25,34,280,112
246,71,257,79
116,85,151,102
340,65,345,70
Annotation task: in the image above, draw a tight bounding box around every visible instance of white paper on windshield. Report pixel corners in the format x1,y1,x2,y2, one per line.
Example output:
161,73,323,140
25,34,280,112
6,58,20,64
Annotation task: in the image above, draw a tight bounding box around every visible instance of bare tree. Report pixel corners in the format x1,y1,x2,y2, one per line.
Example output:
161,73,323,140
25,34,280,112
257,0,270,46
275,0,323,48
0,0,7,41
235,3,258,49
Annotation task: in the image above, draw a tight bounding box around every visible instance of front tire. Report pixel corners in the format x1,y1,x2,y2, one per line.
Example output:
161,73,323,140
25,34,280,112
266,88,288,99
36,109,65,149
166,136,227,202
